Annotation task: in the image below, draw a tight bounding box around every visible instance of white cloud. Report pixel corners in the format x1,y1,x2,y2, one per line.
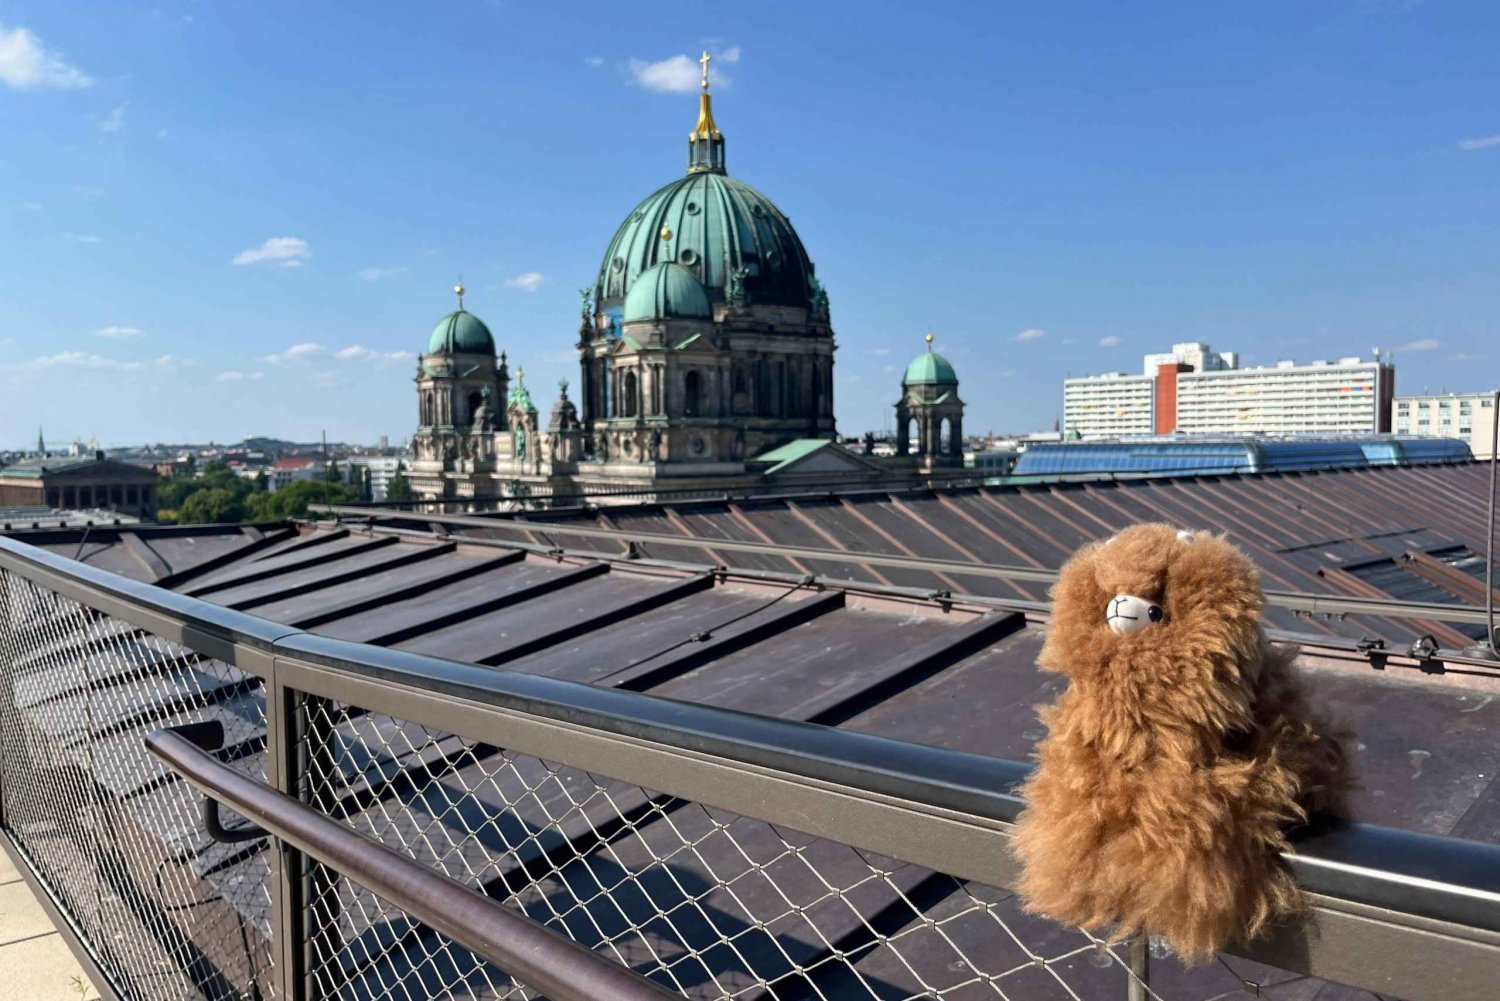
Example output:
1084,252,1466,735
60,232,101,244
586,55,604,67
233,236,311,268
98,104,126,133
215,370,264,382
882,365,897,374
0,23,93,90
1014,328,1045,342
96,326,142,339
1458,134,1500,151
265,342,325,364
5,351,180,376
267,342,412,365
357,265,406,282
156,128,168,139
628,49,734,93
1445,352,1483,363
74,184,107,197
872,347,891,356
18,200,42,211
1398,338,1440,352
504,270,545,292
1099,335,1121,347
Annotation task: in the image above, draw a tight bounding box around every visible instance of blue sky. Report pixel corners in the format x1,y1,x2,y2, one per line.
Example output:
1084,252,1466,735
2,1,1497,448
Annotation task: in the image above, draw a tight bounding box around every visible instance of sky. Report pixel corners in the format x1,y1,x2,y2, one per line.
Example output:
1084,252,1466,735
1,1,1498,449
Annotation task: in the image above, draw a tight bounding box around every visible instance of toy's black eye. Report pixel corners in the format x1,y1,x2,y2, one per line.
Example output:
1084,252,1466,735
1147,605,1164,623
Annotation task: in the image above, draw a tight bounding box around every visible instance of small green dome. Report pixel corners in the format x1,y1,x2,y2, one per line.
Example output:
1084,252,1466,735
623,262,712,323
426,309,495,356
903,348,959,387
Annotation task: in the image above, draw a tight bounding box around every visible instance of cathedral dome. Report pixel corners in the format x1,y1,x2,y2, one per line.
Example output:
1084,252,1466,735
903,343,959,387
623,262,713,323
427,308,495,356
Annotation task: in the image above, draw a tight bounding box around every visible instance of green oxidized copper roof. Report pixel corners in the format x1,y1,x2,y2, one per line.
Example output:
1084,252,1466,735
903,347,959,387
508,371,537,413
623,262,712,322
596,171,817,311
426,309,496,356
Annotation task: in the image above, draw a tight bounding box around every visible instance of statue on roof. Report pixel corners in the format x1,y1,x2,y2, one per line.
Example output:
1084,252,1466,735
809,274,830,320
727,265,750,310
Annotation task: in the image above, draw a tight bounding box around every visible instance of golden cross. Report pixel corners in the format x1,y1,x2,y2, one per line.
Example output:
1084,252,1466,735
700,50,711,91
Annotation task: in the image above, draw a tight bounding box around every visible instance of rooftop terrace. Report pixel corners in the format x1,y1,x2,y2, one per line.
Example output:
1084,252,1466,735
1,459,1497,1000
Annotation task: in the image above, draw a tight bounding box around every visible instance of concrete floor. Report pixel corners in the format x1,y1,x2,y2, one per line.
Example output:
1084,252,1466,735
0,843,102,1001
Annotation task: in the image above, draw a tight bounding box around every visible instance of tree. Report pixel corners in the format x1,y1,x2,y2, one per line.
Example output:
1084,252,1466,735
253,470,269,493
386,461,413,503
244,479,357,522
360,466,373,503
323,460,343,484
178,488,246,525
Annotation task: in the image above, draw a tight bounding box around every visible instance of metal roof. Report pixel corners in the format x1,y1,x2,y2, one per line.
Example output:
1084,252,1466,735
4,461,1499,999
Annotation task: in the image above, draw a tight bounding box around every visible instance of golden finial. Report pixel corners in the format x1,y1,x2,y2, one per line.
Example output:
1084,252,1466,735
700,50,711,91
925,331,935,345
660,225,673,243
516,367,524,381
454,282,465,309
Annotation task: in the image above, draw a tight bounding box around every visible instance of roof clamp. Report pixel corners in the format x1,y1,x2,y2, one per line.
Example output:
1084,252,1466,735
1355,636,1386,655
626,541,643,560
1408,634,1440,661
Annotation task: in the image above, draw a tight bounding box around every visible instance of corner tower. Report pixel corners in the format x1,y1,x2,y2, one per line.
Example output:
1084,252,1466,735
578,52,837,474
896,334,965,468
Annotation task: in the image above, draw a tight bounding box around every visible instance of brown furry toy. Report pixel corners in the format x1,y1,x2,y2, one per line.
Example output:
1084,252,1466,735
1012,524,1348,962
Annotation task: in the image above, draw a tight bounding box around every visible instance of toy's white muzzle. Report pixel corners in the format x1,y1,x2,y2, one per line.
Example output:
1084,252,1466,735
1105,594,1163,635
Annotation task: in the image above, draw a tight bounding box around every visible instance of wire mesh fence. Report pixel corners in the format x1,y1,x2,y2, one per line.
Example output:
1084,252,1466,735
0,557,1427,1001
292,698,1388,1001
0,568,275,1001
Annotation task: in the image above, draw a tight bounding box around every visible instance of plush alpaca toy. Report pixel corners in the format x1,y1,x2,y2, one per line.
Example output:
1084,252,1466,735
1012,524,1347,962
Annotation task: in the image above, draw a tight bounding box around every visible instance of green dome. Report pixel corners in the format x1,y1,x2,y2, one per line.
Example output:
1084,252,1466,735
596,172,817,311
623,262,712,323
903,348,959,387
426,309,495,356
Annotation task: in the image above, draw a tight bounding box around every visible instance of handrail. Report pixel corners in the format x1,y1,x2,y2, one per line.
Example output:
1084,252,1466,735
318,504,1500,628
277,631,1500,938
144,728,680,1001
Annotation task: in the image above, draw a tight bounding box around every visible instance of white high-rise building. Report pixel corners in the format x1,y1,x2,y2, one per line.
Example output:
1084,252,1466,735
1063,343,1395,439
1062,373,1155,439
1394,392,1498,459
1176,358,1389,435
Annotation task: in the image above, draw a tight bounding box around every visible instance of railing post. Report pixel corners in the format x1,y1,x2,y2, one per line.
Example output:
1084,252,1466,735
267,660,308,1001
1126,934,1150,1001
297,689,342,999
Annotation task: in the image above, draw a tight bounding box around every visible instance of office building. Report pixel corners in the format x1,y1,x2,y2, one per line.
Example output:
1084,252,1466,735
1394,392,1498,459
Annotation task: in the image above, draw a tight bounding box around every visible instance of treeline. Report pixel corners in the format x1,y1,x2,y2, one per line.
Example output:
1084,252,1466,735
157,459,410,524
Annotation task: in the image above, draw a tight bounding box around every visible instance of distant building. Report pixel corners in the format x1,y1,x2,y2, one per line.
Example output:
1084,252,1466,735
270,459,322,492
1394,392,1498,459
1012,434,1470,478
1062,372,1155,438
1064,342,1395,438
0,454,159,518
346,455,406,501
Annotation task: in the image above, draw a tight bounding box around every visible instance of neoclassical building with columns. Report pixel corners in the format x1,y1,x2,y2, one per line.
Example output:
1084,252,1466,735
409,55,962,504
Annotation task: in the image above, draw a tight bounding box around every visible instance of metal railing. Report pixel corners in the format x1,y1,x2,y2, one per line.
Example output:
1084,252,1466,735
2,532,1499,1001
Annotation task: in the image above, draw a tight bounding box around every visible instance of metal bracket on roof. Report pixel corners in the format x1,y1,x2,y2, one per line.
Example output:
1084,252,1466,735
1408,634,1440,661
1355,636,1386,655
625,541,643,560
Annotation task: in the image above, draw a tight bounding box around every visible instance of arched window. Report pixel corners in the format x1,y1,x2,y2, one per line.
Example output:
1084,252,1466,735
622,371,639,418
467,391,483,424
939,417,952,454
684,370,703,417
908,418,920,455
